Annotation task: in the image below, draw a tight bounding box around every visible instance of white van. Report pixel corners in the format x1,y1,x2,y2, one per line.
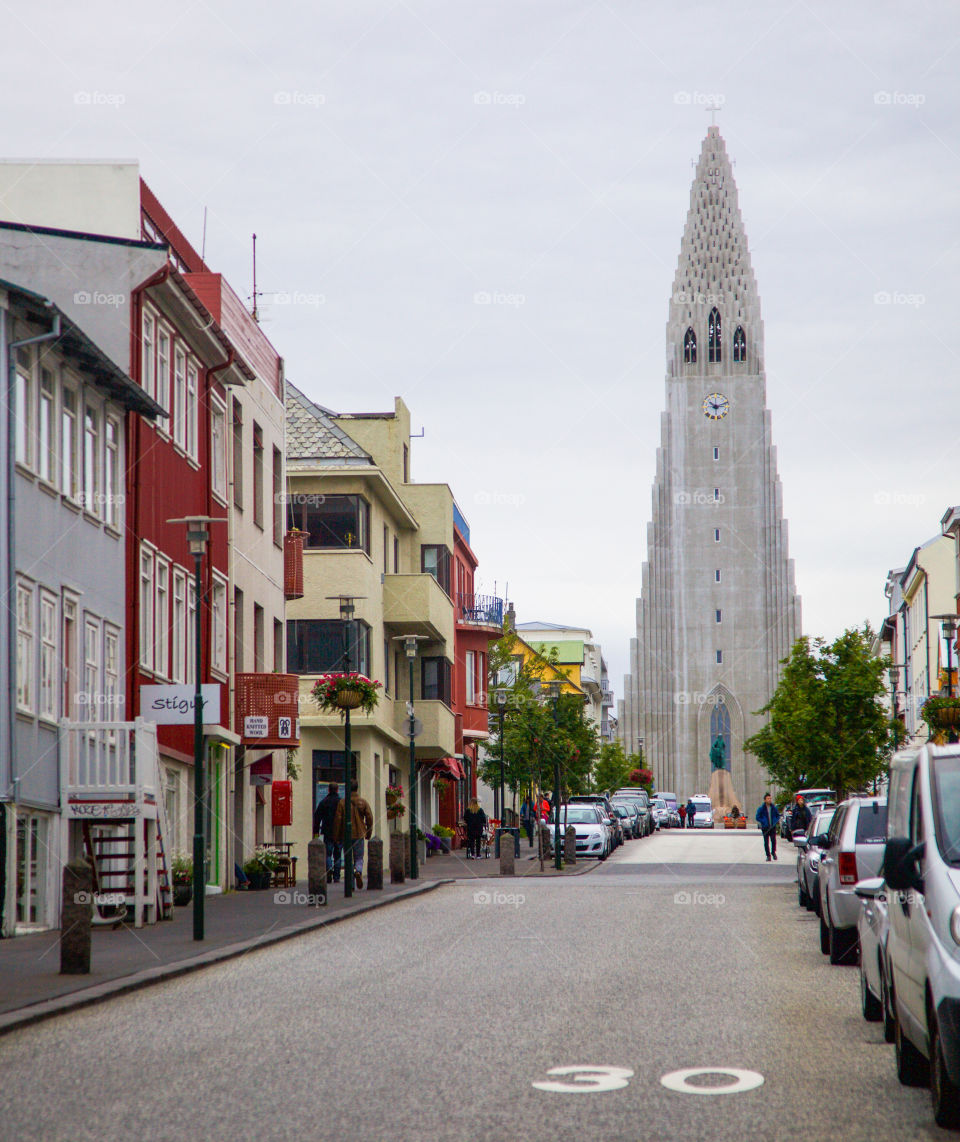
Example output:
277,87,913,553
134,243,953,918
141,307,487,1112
690,795,714,829
884,744,960,1127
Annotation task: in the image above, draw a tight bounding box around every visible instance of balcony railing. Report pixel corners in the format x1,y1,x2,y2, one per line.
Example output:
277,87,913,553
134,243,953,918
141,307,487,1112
457,593,504,628
601,686,615,707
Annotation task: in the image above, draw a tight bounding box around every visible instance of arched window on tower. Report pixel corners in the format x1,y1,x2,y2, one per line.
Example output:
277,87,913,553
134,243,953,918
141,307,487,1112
710,698,731,766
708,308,722,363
733,325,746,363
683,328,697,364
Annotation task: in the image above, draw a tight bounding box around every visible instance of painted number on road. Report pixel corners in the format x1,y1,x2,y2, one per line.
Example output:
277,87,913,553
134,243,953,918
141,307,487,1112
532,1066,634,1093
660,1068,764,1095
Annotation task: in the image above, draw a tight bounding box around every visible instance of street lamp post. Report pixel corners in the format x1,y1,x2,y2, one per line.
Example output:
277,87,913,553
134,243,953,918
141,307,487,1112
168,515,221,942
538,679,564,871
495,689,507,835
328,595,365,899
394,634,429,880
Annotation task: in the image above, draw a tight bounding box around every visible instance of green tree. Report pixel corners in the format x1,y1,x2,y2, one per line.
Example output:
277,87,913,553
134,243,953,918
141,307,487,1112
594,741,632,793
744,625,893,801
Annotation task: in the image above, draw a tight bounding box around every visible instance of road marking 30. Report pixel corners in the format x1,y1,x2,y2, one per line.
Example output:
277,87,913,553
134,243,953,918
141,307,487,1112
660,1067,764,1095
532,1066,634,1093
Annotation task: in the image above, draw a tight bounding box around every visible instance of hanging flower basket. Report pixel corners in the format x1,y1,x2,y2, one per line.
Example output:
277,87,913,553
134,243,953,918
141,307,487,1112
921,696,960,740
311,673,382,717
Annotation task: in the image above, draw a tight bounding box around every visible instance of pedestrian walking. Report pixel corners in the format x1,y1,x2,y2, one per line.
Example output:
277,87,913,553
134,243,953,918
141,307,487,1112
755,793,780,861
333,780,375,888
464,798,487,858
791,795,812,837
678,804,686,828
685,799,697,829
313,782,342,883
520,797,535,846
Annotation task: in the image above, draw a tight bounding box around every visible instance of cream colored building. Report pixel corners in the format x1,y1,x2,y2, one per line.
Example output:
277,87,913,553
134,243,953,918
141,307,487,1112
284,384,459,859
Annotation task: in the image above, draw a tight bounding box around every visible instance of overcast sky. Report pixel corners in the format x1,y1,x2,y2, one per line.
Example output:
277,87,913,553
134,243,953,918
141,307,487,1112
4,1,958,692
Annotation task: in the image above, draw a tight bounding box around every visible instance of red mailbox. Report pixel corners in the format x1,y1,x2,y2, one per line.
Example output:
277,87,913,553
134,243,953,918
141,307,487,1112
272,780,293,826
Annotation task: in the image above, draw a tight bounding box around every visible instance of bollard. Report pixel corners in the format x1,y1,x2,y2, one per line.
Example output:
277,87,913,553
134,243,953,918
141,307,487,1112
367,837,383,890
389,833,406,884
539,823,552,862
307,838,327,904
60,861,93,975
564,825,577,865
499,837,515,876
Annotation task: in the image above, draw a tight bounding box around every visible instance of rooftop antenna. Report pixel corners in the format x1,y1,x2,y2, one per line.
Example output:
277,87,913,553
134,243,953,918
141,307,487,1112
251,232,261,322
201,206,208,263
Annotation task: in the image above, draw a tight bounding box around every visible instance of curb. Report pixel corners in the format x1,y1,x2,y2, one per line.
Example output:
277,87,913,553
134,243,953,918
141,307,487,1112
0,879,453,1038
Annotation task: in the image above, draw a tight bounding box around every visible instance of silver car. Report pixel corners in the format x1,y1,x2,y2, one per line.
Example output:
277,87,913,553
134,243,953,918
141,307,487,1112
854,877,893,1041
817,796,888,965
795,807,836,911
649,798,669,830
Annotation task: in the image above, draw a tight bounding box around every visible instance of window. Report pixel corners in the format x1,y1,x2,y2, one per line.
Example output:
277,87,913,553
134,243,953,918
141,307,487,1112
465,650,477,705
104,626,120,722
38,369,55,483
61,385,79,499
62,595,77,718
186,362,198,458
154,558,170,679
714,528,721,542
683,327,697,364
173,347,186,449
274,619,284,673
716,650,723,664
383,525,389,575
142,311,155,400
39,591,57,721
82,403,101,515
104,418,121,529
139,546,154,671
234,587,244,673
713,447,719,461
15,348,33,468
253,423,264,529
312,750,357,787
254,603,265,672
83,617,100,716
716,609,722,624
713,487,720,501
232,399,243,510
210,398,227,501
156,328,170,420
421,544,451,596
384,639,390,696
733,325,746,363
708,308,722,363
288,494,370,552
211,576,228,675
403,443,409,482
272,446,282,545
393,536,399,574
287,619,371,676
421,657,452,706
715,569,721,582
186,578,197,684
172,569,186,683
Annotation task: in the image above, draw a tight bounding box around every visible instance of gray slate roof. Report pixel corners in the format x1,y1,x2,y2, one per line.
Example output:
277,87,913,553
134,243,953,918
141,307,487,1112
285,381,371,462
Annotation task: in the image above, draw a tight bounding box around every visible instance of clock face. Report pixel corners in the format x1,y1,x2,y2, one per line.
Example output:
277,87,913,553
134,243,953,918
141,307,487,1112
702,393,730,420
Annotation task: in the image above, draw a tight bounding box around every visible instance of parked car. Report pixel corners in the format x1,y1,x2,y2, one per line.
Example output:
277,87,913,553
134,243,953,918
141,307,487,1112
658,791,678,814
854,877,894,1041
649,797,669,830
795,806,838,911
613,789,652,836
611,799,644,838
690,795,714,828
781,788,837,838
612,804,636,839
817,795,888,965
570,795,623,848
667,808,682,828
547,803,611,860
884,744,960,1126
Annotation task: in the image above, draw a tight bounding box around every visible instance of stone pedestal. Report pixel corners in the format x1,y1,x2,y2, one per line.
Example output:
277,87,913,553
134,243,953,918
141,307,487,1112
708,768,742,821
389,833,406,884
367,837,383,890
564,825,577,865
499,838,515,876
307,838,327,904
60,861,93,975
539,824,552,862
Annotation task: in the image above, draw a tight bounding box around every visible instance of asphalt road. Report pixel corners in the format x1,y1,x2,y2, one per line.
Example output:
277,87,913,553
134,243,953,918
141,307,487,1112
0,831,944,1142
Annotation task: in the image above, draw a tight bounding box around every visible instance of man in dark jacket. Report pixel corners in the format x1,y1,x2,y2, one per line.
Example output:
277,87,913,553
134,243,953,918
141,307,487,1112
756,794,781,861
791,795,812,837
333,780,375,889
313,783,342,884
685,799,697,829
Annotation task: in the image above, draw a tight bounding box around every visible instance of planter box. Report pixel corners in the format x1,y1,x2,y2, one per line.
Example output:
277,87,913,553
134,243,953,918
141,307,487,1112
284,532,304,599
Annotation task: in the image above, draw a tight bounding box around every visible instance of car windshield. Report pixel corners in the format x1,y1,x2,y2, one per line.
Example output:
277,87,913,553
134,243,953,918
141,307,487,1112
932,757,960,866
854,802,887,844
652,800,666,809
811,810,834,835
693,804,710,813
552,808,597,824
614,807,630,818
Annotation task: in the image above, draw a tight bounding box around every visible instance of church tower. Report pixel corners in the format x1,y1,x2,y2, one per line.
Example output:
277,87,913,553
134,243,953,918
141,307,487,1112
621,125,801,813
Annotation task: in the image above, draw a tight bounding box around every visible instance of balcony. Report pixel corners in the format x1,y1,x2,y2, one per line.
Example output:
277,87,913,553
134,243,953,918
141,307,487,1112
235,673,301,747
383,573,454,644
601,686,615,708
392,698,457,759
456,593,504,632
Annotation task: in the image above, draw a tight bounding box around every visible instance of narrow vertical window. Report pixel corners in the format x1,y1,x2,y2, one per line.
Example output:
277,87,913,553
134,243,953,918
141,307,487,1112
254,604,265,672
403,443,409,483
104,418,120,529
172,569,186,683
185,578,197,685
186,361,198,458
210,398,227,501
61,386,78,499
714,528,720,542
16,580,35,713
253,423,264,529
140,547,154,671
383,525,389,574
38,368,55,483
232,399,243,510
733,325,746,363
233,587,244,674
272,446,282,545
104,626,119,722
716,609,722,624
142,311,155,400
708,308,722,363
683,327,697,363
173,347,186,448
715,569,721,583
714,487,720,501
83,617,101,717
393,536,399,574
156,329,170,421
39,591,58,720
211,576,228,675
15,348,33,468
716,649,723,664
713,446,719,461
273,619,284,672
155,559,170,679
83,404,100,514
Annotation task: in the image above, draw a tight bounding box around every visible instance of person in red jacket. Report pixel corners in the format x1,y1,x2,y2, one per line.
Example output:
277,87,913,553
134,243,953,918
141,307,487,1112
678,804,687,828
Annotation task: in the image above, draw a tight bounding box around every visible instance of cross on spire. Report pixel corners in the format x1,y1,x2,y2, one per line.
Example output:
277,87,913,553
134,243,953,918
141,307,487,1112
705,103,722,127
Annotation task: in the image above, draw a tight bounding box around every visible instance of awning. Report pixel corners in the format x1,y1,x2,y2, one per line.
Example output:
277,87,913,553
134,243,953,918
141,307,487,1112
421,757,465,780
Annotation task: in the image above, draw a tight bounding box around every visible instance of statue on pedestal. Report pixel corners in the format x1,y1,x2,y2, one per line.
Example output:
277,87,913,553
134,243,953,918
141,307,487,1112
710,734,727,771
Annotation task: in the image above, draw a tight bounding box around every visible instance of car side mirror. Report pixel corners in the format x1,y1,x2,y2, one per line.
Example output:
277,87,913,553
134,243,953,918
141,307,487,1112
795,837,808,850
817,835,832,849
883,836,925,894
854,877,885,900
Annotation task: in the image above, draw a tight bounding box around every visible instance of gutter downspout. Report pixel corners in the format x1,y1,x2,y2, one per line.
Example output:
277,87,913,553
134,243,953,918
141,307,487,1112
4,306,62,937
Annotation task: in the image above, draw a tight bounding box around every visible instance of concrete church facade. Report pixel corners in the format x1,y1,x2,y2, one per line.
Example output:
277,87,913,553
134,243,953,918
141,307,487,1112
620,126,801,814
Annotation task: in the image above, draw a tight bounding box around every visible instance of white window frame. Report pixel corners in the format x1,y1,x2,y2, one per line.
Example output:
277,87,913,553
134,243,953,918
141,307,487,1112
171,568,187,684
82,401,100,516
61,381,79,501
142,309,156,402
104,416,121,529
83,615,101,718
465,650,476,705
155,556,170,680
38,367,56,484
104,625,120,722
16,579,34,714
211,573,228,677
186,577,197,685
210,395,227,502
173,346,187,450
186,360,198,460
140,544,155,672
39,590,58,722
15,348,34,469
156,326,171,430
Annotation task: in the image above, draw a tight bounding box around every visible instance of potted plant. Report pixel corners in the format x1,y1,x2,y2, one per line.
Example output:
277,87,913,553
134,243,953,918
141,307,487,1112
171,852,193,906
921,695,960,742
434,776,455,799
243,846,280,890
385,784,406,830
311,672,382,715
432,823,455,852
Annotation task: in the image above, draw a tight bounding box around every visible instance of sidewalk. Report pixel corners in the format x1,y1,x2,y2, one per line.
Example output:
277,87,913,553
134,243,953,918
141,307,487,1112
0,843,584,1035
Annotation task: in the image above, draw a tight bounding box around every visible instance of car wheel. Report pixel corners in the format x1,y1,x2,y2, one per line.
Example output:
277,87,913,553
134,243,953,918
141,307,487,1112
819,903,830,955
930,1013,960,1128
894,996,930,1087
860,959,882,1021
813,886,821,917
829,922,858,966
798,878,809,909
881,967,896,1044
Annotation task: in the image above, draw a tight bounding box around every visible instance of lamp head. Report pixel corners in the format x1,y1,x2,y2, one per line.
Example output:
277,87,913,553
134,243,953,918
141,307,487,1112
495,688,507,708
